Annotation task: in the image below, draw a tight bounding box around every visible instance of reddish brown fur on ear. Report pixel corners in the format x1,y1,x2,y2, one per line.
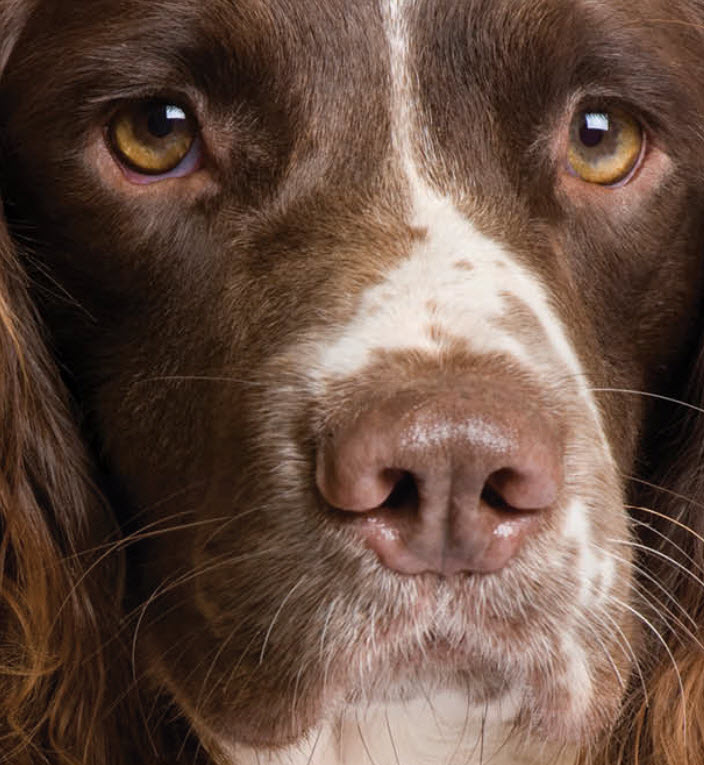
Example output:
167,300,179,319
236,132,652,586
580,648,704,765
577,340,704,765
644,648,704,765
0,200,125,763
0,7,132,759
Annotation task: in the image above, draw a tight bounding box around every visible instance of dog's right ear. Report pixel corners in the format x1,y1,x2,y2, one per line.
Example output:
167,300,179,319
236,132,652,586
0,6,133,764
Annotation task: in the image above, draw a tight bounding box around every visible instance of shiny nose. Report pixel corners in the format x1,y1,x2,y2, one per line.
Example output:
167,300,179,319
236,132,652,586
316,387,563,576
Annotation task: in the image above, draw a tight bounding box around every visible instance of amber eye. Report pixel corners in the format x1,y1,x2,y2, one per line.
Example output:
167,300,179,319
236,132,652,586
108,101,198,175
567,108,644,186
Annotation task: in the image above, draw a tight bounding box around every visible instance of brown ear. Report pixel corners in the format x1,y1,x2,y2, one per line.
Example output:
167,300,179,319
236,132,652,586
0,7,130,763
582,305,704,763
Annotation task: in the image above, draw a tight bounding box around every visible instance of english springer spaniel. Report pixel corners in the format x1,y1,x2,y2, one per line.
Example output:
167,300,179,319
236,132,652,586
2,1,704,764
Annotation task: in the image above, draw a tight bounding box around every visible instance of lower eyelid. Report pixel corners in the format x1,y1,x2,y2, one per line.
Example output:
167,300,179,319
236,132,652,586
113,134,204,185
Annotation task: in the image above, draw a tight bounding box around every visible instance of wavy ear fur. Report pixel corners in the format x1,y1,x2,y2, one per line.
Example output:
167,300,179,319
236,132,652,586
583,172,704,761
623,351,704,765
580,360,704,765
0,5,131,763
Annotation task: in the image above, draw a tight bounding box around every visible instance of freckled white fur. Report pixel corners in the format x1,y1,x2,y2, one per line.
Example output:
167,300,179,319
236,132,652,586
559,634,594,721
563,499,602,605
227,692,577,765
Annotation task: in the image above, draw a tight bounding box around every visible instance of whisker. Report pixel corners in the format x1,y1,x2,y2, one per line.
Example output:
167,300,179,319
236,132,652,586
305,729,322,765
193,620,242,719
607,594,687,739
356,708,380,765
581,615,626,691
623,475,704,514
446,685,472,765
626,503,704,549
132,374,271,388
607,536,704,592
596,543,700,635
479,701,487,765
319,598,337,665
289,661,307,739
129,546,284,672
631,518,704,580
590,387,704,415
259,575,308,665
630,583,697,650
384,709,401,765
592,602,649,705
222,632,261,697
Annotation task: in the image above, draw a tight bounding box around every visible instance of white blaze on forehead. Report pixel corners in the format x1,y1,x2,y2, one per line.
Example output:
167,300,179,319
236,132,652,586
309,0,607,445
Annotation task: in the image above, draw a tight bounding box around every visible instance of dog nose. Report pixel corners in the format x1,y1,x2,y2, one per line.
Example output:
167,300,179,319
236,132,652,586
316,387,563,576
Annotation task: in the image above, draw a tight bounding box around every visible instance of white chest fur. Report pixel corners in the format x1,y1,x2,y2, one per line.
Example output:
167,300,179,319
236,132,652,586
226,692,577,765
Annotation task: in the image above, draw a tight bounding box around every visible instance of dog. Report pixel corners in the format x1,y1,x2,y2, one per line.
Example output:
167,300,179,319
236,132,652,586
4,0,704,763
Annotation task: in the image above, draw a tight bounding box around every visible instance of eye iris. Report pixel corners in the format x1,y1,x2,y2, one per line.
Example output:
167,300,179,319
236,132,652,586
568,108,643,186
109,101,196,175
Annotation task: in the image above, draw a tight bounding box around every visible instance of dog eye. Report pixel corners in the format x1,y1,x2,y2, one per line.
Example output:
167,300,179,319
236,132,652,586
108,101,200,178
567,108,644,186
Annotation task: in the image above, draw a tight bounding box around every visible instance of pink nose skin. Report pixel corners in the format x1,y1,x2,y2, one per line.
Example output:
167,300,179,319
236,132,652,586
316,387,563,576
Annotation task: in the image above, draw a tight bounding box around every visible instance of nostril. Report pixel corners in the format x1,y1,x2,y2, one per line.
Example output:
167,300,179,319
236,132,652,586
486,463,560,512
480,477,514,513
317,388,563,575
382,471,420,514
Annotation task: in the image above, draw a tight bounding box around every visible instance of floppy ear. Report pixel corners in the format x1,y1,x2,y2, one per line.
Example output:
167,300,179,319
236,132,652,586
583,368,704,765
625,356,704,765
583,191,704,758
0,7,131,764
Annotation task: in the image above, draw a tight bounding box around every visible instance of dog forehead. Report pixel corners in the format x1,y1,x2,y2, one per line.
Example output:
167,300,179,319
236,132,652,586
17,0,592,113
9,0,687,269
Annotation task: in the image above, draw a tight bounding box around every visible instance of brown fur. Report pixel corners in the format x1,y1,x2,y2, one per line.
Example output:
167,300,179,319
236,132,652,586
0,208,124,762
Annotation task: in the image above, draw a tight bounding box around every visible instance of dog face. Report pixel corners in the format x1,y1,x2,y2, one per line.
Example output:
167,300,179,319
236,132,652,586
3,0,704,762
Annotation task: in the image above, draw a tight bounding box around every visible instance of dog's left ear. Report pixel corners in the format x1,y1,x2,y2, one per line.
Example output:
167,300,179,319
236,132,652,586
587,193,704,765
0,6,132,764
590,358,704,765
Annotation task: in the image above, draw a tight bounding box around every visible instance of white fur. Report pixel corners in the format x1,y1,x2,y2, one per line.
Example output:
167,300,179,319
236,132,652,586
563,499,601,605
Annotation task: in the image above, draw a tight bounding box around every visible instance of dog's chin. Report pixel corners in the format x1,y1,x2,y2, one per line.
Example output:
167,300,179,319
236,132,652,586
162,517,633,754
192,657,615,765
175,608,624,759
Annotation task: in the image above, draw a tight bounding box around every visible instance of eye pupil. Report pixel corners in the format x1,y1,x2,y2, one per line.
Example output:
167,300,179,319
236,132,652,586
146,104,187,139
147,106,174,139
579,113,609,148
